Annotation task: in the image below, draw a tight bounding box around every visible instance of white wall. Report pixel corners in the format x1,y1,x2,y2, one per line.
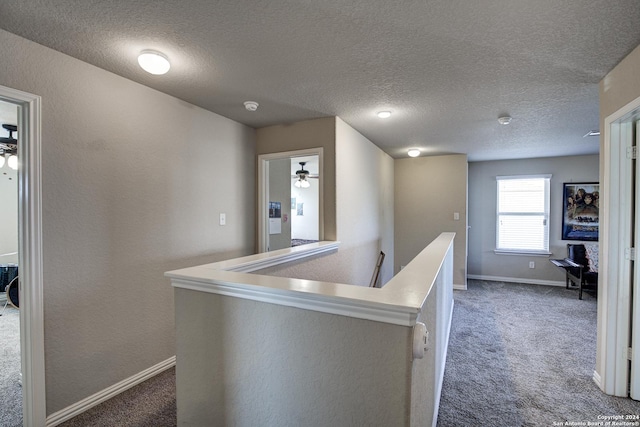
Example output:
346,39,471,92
0,157,18,264
0,102,18,264
468,155,599,284
0,28,256,415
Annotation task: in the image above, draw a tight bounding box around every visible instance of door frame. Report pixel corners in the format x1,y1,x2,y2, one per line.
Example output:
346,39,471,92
598,94,640,396
0,85,46,426
257,147,324,253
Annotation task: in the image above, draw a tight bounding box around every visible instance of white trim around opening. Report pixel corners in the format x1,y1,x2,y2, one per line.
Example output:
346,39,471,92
0,85,45,426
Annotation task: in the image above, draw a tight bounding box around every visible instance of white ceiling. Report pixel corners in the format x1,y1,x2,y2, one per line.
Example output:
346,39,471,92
1,1,639,161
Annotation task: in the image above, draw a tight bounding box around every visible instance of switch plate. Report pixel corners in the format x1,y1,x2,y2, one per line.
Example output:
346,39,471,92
529,261,535,269
453,212,460,221
219,213,226,226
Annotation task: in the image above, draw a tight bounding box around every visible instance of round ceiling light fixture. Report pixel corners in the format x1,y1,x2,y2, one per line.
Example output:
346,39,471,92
407,149,421,158
498,116,512,125
137,50,171,75
244,101,259,111
377,111,392,119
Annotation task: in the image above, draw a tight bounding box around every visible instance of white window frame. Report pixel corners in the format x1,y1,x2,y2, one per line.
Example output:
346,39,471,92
495,174,552,255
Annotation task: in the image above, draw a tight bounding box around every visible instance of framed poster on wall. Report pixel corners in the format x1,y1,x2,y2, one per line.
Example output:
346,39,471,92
562,182,599,241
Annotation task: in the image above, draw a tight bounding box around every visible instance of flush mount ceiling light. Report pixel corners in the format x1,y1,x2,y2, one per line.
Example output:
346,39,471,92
498,116,512,125
377,111,392,119
244,101,259,112
408,149,421,158
137,50,171,75
583,130,600,137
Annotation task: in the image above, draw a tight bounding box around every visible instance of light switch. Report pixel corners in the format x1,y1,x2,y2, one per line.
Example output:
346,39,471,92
219,213,226,226
453,212,460,221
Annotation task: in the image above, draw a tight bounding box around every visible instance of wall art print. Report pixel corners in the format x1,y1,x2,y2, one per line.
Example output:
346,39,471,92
562,182,599,241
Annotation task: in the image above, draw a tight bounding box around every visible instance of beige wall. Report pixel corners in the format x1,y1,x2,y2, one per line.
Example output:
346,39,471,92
175,289,412,426
267,158,291,250
468,155,599,284
0,28,256,415
600,43,640,122
335,118,395,286
394,154,467,287
256,117,337,242
256,117,395,287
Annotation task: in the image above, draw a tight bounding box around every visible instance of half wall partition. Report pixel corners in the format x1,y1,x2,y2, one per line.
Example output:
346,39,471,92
166,232,455,427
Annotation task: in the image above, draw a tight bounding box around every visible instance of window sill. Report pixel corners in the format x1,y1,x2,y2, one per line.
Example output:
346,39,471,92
494,249,552,257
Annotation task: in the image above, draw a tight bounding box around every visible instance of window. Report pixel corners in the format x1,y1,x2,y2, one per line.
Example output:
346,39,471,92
496,175,551,254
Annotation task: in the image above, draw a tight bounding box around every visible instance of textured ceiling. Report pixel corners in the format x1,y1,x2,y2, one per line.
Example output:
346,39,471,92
1,1,639,161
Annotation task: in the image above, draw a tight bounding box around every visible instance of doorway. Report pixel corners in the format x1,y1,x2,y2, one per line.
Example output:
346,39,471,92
0,85,45,426
258,148,324,253
0,99,21,425
599,93,640,398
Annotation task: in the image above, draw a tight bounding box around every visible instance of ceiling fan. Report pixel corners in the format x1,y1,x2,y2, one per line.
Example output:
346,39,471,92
292,161,319,188
0,124,18,170
0,124,17,148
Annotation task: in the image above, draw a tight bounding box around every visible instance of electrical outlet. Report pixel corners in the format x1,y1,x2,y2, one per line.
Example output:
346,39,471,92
529,261,535,269
219,213,226,226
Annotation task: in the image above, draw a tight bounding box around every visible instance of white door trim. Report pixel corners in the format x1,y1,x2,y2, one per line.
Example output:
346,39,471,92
0,85,46,426
257,148,324,253
598,94,640,396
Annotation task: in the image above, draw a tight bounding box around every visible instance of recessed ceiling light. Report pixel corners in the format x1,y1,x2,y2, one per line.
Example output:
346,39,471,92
408,149,420,157
497,116,512,125
138,50,171,75
583,130,600,137
377,111,392,119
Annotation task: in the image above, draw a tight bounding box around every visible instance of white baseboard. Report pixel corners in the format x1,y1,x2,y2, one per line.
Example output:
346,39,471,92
467,274,565,287
593,370,602,389
46,356,176,427
432,300,455,427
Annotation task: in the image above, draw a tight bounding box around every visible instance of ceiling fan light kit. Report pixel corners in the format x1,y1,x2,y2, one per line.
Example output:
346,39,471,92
0,124,18,170
294,161,313,188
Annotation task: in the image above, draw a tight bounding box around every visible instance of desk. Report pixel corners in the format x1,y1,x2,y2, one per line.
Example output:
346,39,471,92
550,258,580,287
550,258,596,299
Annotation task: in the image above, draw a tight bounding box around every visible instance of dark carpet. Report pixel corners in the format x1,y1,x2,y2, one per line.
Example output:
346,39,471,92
0,305,22,427
58,367,176,427
57,279,640,426
437,280,640,427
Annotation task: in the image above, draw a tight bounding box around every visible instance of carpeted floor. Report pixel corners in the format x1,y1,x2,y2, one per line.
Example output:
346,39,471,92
0,305,22,427
438,280,640,427
58,367,177,427
19,279,640,426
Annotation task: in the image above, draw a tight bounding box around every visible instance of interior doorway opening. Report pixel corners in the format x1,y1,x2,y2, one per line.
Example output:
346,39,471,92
0,99,22,425
0,85,45,426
